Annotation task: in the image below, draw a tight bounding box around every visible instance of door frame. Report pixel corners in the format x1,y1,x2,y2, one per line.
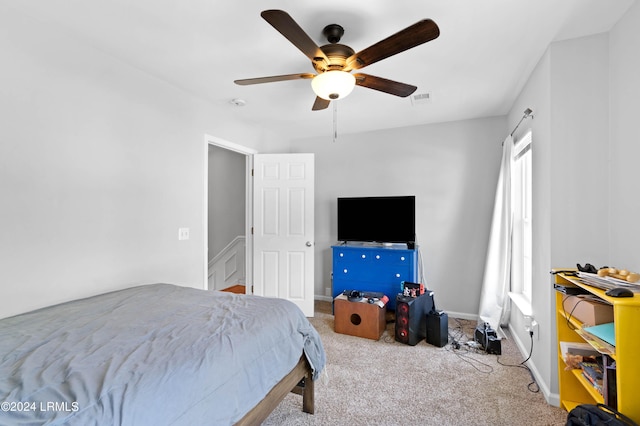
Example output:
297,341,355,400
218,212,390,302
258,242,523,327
203,134,257,292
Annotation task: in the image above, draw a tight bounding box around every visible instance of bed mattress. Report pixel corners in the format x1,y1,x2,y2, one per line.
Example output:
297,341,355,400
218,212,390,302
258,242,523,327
0,284,325,425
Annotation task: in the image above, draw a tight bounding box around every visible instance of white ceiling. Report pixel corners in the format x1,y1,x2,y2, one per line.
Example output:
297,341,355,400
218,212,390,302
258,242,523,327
6,0,635,140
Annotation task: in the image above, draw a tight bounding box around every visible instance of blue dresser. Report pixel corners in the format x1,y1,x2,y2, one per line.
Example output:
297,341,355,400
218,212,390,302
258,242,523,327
332,244,418,311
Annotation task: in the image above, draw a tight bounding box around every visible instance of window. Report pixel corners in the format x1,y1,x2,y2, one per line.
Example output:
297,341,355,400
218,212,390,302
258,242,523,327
511,131,532,303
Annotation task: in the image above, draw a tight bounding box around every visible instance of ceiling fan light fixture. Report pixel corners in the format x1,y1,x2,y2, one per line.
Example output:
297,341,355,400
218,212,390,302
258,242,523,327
311,71,355,101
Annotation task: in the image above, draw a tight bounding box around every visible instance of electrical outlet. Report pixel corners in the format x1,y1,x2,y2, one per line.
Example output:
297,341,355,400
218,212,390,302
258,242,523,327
524,315,533,332
524,315,539,339
178,227,190,240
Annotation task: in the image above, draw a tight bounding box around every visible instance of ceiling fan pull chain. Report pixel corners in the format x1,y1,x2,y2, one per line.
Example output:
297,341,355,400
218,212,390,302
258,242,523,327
333,101,338,142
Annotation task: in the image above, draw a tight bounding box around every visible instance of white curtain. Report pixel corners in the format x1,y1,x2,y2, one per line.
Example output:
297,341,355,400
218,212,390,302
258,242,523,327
478,135,514,331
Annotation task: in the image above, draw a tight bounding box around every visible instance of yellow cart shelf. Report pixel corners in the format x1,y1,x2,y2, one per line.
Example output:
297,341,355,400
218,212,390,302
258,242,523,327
553,269,640,423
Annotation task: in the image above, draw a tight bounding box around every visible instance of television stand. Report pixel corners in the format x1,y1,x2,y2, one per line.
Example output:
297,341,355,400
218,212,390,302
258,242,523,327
332,244,418,311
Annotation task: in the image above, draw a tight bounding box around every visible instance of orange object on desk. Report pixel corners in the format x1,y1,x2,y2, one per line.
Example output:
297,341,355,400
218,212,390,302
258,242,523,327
561,294,614,327
334,295,387,340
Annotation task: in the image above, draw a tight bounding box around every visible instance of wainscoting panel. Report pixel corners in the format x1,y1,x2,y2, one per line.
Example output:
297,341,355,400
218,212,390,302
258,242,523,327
208,236,245,290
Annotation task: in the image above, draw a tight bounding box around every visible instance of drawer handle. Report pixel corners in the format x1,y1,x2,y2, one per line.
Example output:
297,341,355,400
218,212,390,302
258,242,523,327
400,256,405,261
376,255,380,260
396,273,401,278
361,254,366,259
344,269,348,274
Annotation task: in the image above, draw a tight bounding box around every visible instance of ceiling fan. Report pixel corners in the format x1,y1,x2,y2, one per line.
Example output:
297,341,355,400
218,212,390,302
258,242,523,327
234,10,440,111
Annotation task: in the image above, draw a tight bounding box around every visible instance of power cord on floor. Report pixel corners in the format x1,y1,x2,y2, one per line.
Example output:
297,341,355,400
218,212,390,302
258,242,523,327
382,314,539,392
447,318,495,374
497,330,540,393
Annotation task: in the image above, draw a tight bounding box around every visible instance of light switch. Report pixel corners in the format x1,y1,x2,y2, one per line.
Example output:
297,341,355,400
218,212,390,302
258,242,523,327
178,227,190,240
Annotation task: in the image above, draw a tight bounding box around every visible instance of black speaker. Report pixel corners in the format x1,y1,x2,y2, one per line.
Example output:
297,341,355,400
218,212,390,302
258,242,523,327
395,293,433,346
426,311,448,347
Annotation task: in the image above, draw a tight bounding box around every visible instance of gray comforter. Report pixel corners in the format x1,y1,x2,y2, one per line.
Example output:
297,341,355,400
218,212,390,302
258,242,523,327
0,284,325,425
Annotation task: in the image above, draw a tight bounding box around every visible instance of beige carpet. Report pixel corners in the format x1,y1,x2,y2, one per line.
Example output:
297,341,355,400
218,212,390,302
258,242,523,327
264,302,568,426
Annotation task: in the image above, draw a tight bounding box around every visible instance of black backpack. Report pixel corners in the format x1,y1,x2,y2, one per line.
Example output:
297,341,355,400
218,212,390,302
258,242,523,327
566,404,638,426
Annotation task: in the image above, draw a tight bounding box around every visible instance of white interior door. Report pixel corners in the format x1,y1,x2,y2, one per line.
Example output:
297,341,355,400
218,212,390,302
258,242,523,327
253,153,315,317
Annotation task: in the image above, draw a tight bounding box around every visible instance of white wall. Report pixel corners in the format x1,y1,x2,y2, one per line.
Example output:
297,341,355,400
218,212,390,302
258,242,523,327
291,117,506,317
507,2,640,404
609,2,640,266
0,3,505,320
0,5,281,318
549,35,610,266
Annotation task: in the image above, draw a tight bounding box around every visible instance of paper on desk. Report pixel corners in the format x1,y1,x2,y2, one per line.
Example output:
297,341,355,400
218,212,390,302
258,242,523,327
575,326,615,356
582,322,615,346
577,272,640,292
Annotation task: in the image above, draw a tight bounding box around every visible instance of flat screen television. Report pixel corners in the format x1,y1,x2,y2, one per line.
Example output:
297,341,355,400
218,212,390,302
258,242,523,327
337,196,415,246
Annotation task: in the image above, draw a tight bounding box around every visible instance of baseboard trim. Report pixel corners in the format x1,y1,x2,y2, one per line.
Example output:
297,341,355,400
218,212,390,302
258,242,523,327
508,323,560,408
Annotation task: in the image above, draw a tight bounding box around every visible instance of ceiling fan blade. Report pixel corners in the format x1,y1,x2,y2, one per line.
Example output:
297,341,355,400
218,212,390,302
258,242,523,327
261,10,329,64
234,73,315,85
346,19,439,70
312,96,330,111
354,73,417,97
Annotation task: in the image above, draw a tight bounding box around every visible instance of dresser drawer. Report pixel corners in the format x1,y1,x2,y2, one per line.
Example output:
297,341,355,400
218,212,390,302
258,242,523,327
369,250,412,266
334,248,412,268
332,245,418,312
334,262,410,282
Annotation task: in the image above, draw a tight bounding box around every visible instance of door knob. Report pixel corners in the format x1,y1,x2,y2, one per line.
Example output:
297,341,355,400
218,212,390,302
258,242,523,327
306,241,313,247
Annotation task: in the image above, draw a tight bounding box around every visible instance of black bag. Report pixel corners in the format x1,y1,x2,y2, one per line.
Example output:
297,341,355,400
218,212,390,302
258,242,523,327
566,404,638,426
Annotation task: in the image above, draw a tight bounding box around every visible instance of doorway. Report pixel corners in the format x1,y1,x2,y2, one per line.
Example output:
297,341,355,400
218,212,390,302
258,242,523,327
204,135,256,292
203,137,316,316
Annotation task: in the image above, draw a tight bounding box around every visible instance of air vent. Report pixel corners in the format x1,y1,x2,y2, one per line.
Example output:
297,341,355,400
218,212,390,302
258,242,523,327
410,92,432,106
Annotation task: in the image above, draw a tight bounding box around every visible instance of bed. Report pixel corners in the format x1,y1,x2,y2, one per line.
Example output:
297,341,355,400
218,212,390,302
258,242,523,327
0,284,325,425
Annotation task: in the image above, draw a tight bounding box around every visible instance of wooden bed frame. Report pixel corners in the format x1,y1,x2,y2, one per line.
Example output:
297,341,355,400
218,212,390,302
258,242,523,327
235,355,314,425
